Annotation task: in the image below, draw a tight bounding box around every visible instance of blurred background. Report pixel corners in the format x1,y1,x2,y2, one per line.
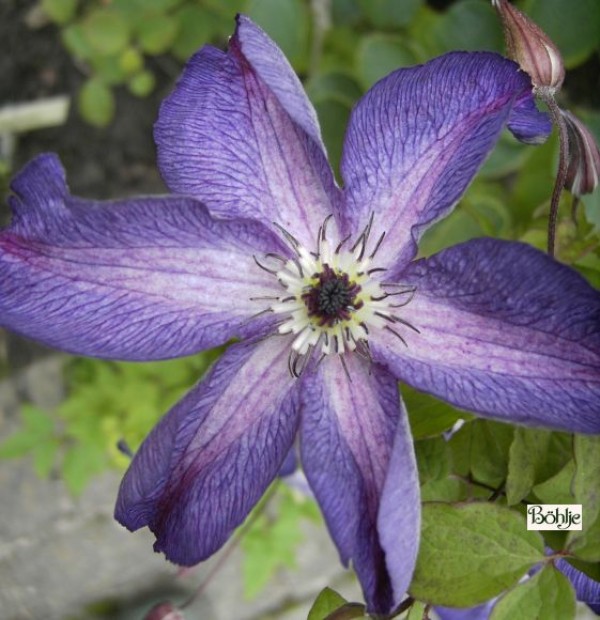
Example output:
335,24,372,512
0,0,599,618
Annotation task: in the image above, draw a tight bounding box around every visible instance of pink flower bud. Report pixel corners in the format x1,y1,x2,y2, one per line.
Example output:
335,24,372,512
492,0,565,94
144,602,186,620
561,110,600,196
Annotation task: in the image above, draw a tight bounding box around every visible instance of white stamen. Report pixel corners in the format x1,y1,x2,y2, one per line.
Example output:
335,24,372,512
255,219,417,371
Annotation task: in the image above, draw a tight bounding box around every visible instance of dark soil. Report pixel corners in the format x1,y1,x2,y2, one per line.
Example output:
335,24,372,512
1,0,173,201
1,0,181,369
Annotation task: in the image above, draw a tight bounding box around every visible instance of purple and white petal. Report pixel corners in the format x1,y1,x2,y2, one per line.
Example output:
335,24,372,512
300,355,420,614
0,154,284,360
370,238,600,434
155,16,340,248
234,15,325,151
115,336,300,565
340,52,551,275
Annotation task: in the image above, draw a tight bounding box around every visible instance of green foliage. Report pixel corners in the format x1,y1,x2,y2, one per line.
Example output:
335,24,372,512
78,78,115,127
490,565,576,620
403,383,472,440
410,503,545,606
241,484,321,599
567,435,600,561
0,349,222,494
247,0,310,72
45,0,248,126
307,592,367,620
505,428,571,505
42,0,78,24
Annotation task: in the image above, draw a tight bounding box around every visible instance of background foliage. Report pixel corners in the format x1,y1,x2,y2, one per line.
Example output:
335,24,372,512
2,0,600,618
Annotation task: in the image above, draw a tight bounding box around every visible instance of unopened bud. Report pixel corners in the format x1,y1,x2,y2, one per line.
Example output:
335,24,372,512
144,602,186,620
492,0,565,94
561,110,600,197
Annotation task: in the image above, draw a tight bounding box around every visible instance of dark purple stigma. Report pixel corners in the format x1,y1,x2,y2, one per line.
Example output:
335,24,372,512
302,264,363,327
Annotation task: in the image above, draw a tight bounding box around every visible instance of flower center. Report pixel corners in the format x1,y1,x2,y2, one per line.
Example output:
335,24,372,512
252,215,417,376
302,264,363,326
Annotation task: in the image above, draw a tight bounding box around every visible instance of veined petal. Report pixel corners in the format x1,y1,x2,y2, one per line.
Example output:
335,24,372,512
340,52,551,275
234,14,326,151
300,355,420,614
0,154,283,360
155,16,340,248
115,336,299,565
370,239,600,433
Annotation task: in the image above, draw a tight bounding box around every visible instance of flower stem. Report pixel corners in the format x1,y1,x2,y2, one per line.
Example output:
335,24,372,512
537,89,569,257
180,481,280,610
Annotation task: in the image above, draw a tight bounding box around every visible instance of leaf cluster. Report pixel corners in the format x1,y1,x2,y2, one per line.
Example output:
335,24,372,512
0,348,221,495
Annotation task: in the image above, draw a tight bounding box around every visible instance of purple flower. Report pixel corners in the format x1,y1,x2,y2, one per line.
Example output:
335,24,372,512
1,15,599,615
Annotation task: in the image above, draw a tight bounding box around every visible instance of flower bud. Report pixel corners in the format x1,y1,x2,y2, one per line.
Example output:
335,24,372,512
561,110,600,196
144,602,186,620
492,0,565,94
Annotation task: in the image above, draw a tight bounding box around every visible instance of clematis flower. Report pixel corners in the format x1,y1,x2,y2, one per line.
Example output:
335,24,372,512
1,15,600,615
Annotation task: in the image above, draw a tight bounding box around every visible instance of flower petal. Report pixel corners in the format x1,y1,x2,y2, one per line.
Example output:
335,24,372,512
0,154,283,360
115,336,299,565
340,52,551,274
155,16,340,248
300,355,420,614
370,238,600,433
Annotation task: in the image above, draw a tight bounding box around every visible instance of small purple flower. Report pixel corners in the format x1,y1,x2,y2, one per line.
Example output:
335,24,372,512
1,16,599,615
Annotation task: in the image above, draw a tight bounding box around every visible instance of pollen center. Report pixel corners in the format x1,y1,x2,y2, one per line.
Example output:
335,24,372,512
303,265,363,325
252,215,417,376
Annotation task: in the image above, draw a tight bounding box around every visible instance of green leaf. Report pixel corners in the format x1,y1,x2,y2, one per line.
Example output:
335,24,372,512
420,477,469,503
128,70,156,97
172,5,212,61
61,23,93,60
313,99,351,179
490,564,576,620
356,34,417,90
307,588,348,620
480,134,531,179
506,428,571,505
511,135,557,227
415,437,450,484
42,0,78,24
21,404,54,435
419,206,485,256
242,488,318,599
83,9,130,56
62,442,107,496
247,0,310,71
404,384,471,439
524,0,600,67
332,0,362,26
119,47,144,74
78,79,115,127
306,72,362,108
90,53,127,86
0,430,40,459
32,440,59,478
433,0,504,53
136,14,178,55
470,420,514,488
533,459,576,505
357,0,422,29
410,503,545,606
567,434,600,561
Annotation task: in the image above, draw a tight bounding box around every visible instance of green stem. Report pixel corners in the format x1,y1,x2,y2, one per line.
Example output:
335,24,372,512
537,90,569,257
